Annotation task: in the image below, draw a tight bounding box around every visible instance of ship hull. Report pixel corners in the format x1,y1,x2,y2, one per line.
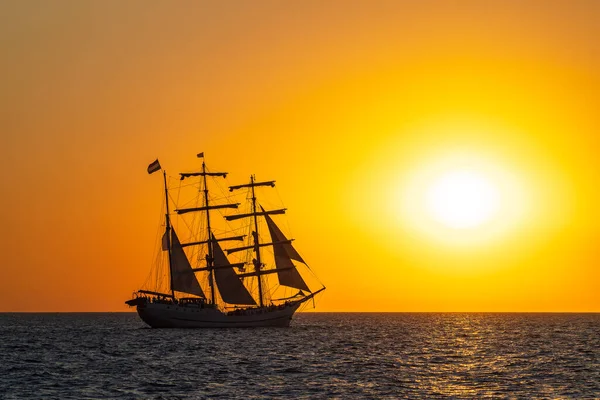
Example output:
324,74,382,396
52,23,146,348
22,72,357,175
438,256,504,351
136,301,301,328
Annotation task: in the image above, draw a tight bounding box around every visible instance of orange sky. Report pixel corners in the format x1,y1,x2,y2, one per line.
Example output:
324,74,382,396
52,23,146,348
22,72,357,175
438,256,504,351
1,1,598,311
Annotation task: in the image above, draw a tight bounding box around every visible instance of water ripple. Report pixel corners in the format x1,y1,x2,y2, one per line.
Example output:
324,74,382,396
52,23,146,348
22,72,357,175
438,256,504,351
0,313,598,399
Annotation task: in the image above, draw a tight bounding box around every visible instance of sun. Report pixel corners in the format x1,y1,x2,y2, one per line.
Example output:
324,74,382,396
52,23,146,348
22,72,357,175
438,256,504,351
349,124,534,249
426,170,500,229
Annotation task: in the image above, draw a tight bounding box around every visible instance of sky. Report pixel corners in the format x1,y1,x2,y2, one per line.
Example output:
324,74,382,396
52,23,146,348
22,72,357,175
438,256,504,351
1,0,598,312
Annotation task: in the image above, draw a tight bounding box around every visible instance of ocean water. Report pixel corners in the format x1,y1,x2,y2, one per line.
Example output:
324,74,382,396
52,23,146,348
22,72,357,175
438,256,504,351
0,313,598,399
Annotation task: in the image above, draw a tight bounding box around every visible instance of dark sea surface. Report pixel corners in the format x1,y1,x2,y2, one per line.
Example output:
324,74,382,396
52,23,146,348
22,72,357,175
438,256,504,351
0,313,598,399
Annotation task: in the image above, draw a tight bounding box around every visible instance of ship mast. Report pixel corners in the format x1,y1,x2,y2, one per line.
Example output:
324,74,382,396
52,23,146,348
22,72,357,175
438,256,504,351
201,160,216,305
250,175,265,307
163,170,175,299
227,177,283,308
176,154,243,307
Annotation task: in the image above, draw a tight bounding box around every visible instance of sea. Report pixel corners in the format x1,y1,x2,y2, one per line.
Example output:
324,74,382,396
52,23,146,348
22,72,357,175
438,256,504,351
0,313,598,399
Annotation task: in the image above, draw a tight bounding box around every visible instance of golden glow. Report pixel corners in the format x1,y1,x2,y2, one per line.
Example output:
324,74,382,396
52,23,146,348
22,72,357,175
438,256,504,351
426,169,499,229
408,149,529,243
392,146,531,252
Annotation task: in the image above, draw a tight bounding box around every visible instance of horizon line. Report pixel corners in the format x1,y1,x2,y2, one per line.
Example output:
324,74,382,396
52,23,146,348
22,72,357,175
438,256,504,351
1,310,598,314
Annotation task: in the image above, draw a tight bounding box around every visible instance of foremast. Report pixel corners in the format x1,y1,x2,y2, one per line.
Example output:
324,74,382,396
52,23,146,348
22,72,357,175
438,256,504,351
144,159,206,301
162,170,175,299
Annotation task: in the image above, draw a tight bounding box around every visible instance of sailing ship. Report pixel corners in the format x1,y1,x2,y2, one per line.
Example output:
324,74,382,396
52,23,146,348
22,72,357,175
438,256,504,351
126,154,325,328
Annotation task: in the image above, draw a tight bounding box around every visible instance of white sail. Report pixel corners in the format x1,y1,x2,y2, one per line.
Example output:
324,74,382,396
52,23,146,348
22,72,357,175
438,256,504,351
263,210,311,292
170,229,205,298
212,236,256,305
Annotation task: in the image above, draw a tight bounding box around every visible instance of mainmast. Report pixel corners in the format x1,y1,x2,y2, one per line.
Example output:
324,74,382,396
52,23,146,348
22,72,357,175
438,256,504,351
176,154,243,306
250,175,265,307
201,160,216,305
163,170,175,299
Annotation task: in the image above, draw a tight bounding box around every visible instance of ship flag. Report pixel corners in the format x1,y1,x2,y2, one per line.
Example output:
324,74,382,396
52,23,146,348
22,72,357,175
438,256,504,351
147,159,161,174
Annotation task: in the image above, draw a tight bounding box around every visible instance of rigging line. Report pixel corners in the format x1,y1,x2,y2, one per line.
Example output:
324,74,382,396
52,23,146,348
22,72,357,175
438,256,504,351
263,280,280,302
143,195,167,293
155,243,167,294
178,200,204,239
209,166,236,202
175,174,183,217
171,181,205,247
214,203,248,240
192,218,207,266
271,185,317,278
207,173,237,203
174,175,190,238
172,178,197,192
209,186,235,203
165,180,181,229
271,183,295,243
203,169,238,232
172,178,204,207
304,261,325,289
188,174,204,238
145,190,165,282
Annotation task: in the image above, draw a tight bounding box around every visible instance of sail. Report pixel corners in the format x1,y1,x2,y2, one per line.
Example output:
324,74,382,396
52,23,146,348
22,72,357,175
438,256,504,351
262,209,311,292
212,236,256,305
170,229,205,298
161,231,169,251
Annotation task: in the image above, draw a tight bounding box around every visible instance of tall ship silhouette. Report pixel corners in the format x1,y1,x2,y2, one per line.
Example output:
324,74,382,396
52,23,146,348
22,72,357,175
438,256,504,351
126,154,325,327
